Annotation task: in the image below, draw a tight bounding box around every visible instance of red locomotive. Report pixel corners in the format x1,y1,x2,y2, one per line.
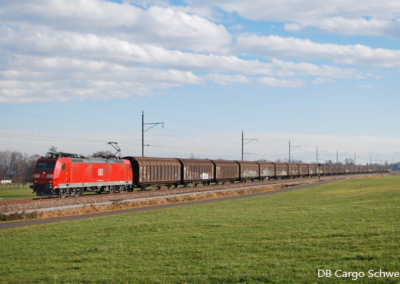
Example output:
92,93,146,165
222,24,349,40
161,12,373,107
31,152,133,197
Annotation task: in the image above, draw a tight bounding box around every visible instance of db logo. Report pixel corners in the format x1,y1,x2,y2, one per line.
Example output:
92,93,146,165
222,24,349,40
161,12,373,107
318,270,332,277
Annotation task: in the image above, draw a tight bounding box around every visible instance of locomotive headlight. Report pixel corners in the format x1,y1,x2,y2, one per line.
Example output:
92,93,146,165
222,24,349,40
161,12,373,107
46,174,53,178
33,174,40,178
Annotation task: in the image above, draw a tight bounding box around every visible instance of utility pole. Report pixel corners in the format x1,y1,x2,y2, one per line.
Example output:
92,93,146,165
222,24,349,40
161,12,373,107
142,111,164,157
336,151,345,164
289,140,300,163
354,153,356,165
241,131,259,161
241,131,243,161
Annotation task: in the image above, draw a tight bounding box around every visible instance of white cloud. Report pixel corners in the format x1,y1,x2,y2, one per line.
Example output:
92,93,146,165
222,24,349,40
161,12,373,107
187,0,400,37
237,35,400,69
257,77,304,88
285,17,400,38
205,73,249,85
229,24,245,31
0,58,206,102
357,84,372,88
0,28,359,79
0,0,232,53
312,78,334,84
0,0,382,103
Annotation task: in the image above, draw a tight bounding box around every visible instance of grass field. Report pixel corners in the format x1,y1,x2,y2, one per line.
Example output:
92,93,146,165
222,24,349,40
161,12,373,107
0,176,399,283
0,184,34,201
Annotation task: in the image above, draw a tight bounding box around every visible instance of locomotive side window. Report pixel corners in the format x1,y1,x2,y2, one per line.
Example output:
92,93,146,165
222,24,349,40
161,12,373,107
62,164,66,171
35,161,56,171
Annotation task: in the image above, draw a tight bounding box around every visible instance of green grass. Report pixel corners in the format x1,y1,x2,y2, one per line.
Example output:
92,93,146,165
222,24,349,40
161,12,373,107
0,184,34,201
1,176,400,283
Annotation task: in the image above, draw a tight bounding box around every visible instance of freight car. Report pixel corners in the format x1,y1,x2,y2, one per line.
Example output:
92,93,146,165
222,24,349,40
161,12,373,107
123,158,389,190
31,152,390,197
31,152,133,197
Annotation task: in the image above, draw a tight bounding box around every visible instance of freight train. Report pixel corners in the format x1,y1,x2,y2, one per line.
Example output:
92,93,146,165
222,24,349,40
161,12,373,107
31,152,390,197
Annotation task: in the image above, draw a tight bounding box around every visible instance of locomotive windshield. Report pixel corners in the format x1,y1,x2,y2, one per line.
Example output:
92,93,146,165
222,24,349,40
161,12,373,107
35,161,56,171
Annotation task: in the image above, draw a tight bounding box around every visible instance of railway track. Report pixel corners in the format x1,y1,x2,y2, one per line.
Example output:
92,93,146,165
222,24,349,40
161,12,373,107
0,173,386,215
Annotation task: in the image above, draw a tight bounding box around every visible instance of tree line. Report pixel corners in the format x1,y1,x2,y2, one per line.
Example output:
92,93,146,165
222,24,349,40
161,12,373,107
0,150,40,183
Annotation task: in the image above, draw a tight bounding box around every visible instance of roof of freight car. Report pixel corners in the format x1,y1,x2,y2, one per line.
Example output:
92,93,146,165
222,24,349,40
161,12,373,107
211,159,239,166
177,158,214,166
123,157,180,166
236,161,259,165
256,161,275,165
272,162,288,166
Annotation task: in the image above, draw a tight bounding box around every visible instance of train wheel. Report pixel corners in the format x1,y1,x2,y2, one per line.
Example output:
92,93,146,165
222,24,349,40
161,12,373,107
60,190,67,198
74,189,80,197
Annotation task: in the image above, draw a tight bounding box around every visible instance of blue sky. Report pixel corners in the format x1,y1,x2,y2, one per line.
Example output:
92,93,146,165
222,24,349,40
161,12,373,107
0,0,399,164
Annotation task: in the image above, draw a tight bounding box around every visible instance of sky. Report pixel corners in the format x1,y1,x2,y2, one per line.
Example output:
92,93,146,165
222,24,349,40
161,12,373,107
0,0,399,165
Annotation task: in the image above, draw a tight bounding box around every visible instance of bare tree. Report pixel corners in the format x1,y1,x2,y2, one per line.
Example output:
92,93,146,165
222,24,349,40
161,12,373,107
0,150,40,183
49,146,58,152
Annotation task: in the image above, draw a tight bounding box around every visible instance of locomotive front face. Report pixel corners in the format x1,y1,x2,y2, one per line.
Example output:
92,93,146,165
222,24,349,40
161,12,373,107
31,159,59,196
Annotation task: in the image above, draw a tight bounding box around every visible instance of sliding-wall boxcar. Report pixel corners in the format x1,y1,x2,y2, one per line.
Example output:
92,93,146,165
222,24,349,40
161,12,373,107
212,160,239,183
258,162,275,180
298,163,309,177
237,161,260,182
124,157,181,189
178,158,214,186
322,164,331,175
307,164,317,176
287,163,299,177
334,165,340,175
274,162,288,178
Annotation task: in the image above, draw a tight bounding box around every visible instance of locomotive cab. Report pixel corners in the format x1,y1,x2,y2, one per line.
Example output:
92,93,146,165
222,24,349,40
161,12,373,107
31,158,58,196
31,155,69,197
